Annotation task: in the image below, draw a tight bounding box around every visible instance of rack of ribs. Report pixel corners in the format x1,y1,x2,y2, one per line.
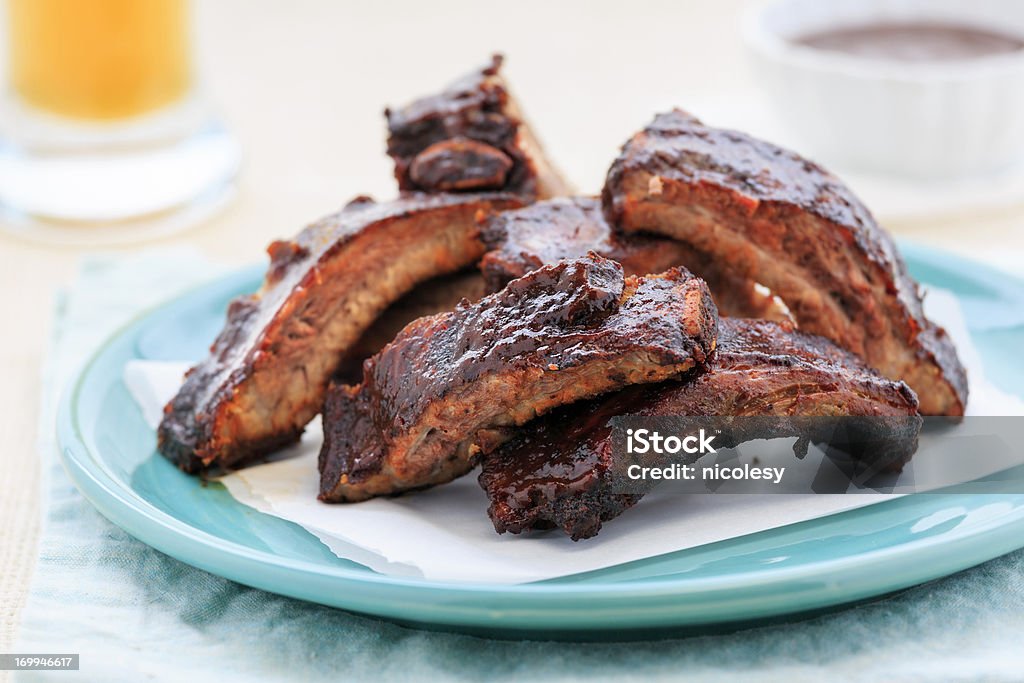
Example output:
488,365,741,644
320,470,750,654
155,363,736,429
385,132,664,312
386,54,572,199
603,110,967,416
479,195,792,321
158,192,522,473
479,318,922,540
318,254,719,502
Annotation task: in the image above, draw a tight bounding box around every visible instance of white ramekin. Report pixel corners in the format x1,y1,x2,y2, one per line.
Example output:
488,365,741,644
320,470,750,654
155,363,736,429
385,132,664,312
742,0,1024,179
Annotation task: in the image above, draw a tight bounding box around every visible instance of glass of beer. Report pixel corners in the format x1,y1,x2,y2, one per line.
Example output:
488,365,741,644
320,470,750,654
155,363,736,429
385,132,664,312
0,0,240,244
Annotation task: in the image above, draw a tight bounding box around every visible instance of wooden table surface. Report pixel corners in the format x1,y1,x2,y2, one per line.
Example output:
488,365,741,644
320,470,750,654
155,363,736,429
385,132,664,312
1,0,1022,656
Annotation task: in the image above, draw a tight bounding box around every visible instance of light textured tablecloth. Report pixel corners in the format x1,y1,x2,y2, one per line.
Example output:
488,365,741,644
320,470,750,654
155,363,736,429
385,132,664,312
13,250,1024,682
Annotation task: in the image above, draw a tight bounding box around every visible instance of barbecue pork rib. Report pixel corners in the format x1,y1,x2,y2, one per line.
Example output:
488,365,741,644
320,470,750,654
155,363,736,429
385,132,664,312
158,192,521,473
603,110,967,416
319,254,719,502
479,196,792,321
480,318,922,540
386,54,571,199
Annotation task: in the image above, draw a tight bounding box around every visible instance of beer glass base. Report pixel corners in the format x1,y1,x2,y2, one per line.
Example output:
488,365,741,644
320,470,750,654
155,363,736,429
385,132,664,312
0,106,241,246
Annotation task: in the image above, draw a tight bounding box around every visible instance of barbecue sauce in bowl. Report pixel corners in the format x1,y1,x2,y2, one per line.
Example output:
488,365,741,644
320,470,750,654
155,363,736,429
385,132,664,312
795,22,1024,62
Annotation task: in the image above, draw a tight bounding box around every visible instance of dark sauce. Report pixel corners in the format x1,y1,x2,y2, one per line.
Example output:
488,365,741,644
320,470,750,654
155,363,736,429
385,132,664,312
795,22,1024,61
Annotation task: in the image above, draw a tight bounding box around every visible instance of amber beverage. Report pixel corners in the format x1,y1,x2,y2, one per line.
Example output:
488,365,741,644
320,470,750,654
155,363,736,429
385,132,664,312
8,0,191,120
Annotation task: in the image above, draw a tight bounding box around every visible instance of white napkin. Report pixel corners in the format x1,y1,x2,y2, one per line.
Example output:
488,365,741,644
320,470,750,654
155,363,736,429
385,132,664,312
124,288,1024,584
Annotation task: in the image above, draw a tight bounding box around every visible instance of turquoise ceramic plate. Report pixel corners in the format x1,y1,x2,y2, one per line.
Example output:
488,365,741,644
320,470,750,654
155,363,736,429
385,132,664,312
57,243,1024,637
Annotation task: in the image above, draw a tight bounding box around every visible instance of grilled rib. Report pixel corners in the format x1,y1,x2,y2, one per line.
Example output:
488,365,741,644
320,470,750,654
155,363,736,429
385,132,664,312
386,54,572,199
319,254,718,502
158,192,521,472
603,110,967,416
480,318,921,540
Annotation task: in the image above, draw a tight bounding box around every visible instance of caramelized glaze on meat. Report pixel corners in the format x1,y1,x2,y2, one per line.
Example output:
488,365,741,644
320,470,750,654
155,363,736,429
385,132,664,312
386,54,572,199
603,110,966,416
158,193,521,473
480,318,921,540
319,254,718,502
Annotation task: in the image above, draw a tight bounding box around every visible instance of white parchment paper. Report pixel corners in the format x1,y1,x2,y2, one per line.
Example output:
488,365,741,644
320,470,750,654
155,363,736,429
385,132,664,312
124,289,1024,583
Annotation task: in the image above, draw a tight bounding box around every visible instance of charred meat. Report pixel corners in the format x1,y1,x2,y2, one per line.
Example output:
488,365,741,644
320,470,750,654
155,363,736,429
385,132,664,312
158,193,521,473
603,110,966,416
386,54,572,199
480,318,921,540
319,254,718,502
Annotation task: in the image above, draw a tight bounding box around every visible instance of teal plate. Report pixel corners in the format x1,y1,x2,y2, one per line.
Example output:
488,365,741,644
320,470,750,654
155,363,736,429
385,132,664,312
57,243,1024,637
